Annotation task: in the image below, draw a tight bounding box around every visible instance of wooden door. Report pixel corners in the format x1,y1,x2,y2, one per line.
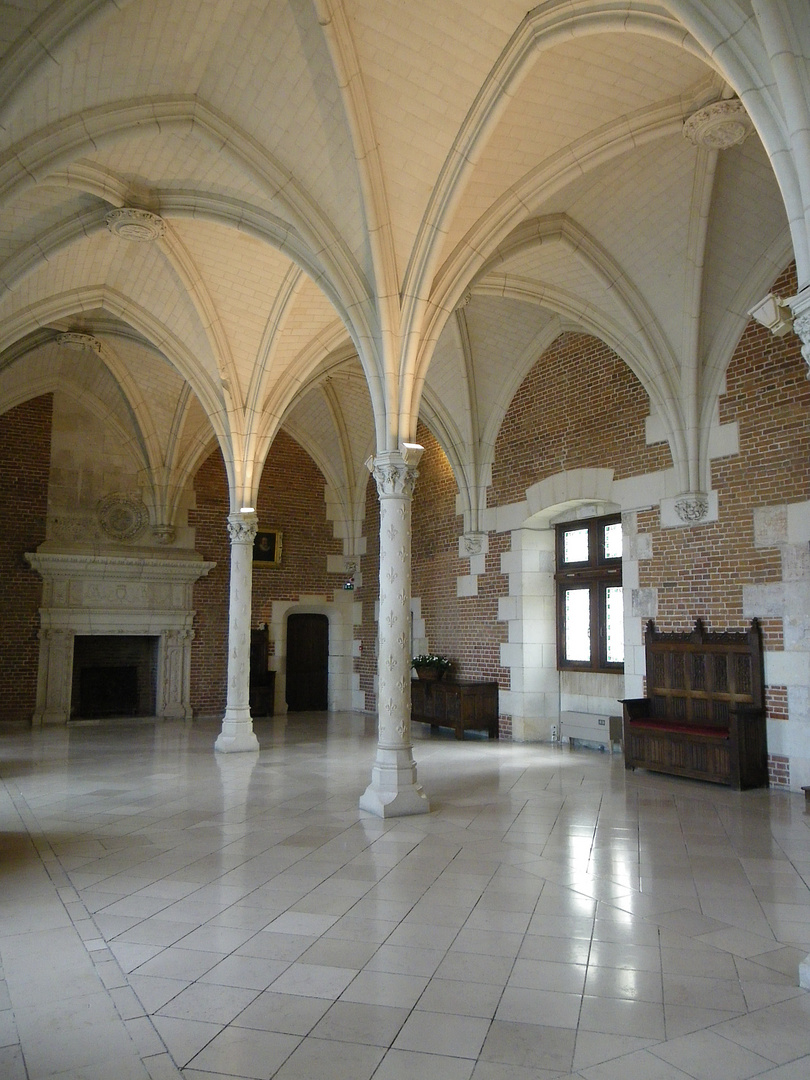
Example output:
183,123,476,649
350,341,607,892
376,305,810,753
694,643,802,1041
286,613,329,711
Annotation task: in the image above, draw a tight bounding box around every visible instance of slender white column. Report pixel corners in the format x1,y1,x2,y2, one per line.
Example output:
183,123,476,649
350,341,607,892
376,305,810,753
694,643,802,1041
215,510,260,753
360,451,429,817
790,285,810,990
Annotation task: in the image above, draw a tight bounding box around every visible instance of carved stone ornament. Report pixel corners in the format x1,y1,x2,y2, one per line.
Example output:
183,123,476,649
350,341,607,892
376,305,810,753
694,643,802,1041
226,515,258,544
792,310,810,377
683,100,753,150
373,461,418,498
57,331,103,355
105,207,166,242
152,524,176,545
462,532,485,556
97,492,149,541
674,495,709,523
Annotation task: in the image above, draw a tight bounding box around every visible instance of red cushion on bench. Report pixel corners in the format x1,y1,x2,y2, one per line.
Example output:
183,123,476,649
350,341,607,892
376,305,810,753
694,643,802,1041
627,718,728,739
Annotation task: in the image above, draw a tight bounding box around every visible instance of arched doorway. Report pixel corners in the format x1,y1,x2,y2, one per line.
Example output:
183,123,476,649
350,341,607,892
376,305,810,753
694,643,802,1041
286,613,329,710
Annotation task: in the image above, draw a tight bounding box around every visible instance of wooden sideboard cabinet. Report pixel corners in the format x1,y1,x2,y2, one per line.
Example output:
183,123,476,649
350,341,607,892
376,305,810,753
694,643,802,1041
411,679,499,740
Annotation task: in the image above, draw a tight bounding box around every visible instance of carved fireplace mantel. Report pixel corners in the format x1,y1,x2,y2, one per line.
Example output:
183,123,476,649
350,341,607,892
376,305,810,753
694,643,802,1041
25,550,215,725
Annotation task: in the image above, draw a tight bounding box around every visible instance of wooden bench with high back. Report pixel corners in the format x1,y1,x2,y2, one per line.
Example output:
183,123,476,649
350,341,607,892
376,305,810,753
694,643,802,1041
621,618,767,789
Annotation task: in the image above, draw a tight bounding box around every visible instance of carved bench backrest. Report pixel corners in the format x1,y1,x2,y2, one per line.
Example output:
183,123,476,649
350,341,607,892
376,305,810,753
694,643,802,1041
644,619,763,729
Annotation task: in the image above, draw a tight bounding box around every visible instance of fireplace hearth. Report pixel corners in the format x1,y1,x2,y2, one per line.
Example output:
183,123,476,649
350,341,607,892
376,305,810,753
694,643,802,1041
72,635,158,719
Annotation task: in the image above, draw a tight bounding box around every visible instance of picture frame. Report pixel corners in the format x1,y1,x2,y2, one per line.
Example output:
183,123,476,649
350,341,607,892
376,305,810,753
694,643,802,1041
253,529,282,567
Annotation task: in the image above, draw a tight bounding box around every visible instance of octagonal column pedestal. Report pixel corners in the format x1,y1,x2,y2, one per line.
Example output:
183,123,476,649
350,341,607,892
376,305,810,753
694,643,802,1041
215,511,260,753
359,452,429,818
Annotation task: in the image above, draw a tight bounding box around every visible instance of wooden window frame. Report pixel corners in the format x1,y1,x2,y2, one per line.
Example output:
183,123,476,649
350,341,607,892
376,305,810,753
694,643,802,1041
555,514,623,673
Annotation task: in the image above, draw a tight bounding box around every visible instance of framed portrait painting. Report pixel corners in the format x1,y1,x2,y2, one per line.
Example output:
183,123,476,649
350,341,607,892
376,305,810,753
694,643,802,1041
253,529,282,567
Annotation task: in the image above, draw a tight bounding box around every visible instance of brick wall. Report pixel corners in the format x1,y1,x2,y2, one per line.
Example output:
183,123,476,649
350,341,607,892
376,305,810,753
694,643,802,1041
190,430,345,715
402,336,674,725
490,332,671,507
412,424,509,685
189,450,231,715
450,287,806,753
638,265,808,646
0,395,52,724
251,429,344,619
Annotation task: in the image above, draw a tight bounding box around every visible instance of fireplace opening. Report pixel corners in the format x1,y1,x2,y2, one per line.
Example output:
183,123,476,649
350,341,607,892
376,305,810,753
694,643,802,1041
71,636,158,719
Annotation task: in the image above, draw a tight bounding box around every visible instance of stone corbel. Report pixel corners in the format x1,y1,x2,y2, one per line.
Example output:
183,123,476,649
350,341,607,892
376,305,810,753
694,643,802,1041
659,491,717,528
460,531,487,557
152,525,176,544
750,285,810,380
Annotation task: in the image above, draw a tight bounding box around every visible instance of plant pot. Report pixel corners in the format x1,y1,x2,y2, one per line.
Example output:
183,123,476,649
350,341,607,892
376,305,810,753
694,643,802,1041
416,667,440,680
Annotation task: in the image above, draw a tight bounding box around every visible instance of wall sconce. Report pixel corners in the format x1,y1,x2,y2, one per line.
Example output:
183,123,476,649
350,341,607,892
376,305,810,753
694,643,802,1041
748,294,793,337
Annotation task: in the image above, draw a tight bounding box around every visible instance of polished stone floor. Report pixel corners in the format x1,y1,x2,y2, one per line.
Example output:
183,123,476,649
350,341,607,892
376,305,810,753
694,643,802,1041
1,712,809,1079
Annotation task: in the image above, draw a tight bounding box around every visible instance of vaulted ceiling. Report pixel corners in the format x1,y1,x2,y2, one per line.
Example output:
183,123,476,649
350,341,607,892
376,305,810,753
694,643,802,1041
0,1,798,536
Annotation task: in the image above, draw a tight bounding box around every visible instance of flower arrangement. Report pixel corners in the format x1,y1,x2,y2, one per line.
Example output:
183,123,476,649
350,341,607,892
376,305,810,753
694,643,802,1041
411,654,452,679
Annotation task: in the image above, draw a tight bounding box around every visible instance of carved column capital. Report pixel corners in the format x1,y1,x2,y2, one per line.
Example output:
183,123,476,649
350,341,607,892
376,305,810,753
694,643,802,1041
789,286,810,378
792,313,810,377
372,453,418,499
226,511,258,545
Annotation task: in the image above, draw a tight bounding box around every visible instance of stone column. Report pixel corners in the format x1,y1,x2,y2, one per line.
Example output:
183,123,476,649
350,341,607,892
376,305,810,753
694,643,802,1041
215,510,260,753
359,451,430,817
33,628,74,725
158,628,194,720
791,284,810,992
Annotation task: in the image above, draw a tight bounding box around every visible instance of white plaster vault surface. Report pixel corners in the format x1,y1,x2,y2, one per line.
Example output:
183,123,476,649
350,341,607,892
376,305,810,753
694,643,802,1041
0,0,801,522
0,714,809,1079
3,2,810,768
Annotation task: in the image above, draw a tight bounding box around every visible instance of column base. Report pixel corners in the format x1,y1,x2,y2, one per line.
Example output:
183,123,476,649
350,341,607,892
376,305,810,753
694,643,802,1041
359,746,430,817
214,710,259,753
33,710,67,726
160,705,193,721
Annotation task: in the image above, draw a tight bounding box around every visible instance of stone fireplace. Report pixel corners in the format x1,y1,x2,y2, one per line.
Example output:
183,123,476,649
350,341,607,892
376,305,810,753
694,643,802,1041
26,551,215,725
